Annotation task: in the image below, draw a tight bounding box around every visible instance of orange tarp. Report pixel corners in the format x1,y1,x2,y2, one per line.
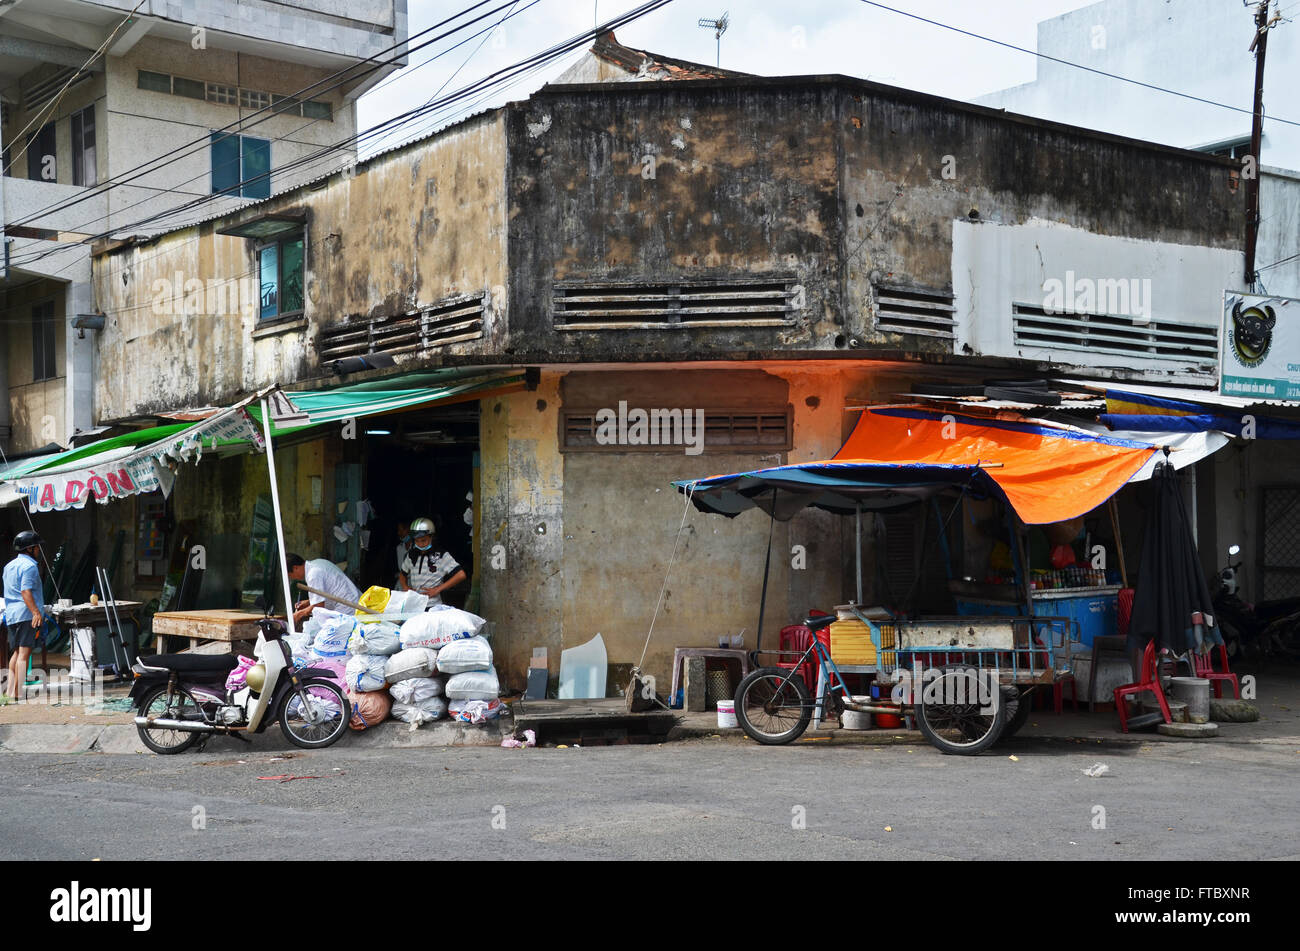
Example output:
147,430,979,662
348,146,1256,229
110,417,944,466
828,409,1156,524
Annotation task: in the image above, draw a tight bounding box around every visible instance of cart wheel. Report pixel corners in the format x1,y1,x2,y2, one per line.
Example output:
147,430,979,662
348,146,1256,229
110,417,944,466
1000,686,1032,739
915,666,1006,755
734,667,812,745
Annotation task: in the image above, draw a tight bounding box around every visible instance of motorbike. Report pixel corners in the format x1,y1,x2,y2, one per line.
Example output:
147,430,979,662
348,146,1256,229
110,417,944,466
1213,544,1300,660
130,611,350,754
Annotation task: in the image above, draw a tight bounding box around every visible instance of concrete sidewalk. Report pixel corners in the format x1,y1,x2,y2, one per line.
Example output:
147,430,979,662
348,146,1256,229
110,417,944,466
1,664,1297,754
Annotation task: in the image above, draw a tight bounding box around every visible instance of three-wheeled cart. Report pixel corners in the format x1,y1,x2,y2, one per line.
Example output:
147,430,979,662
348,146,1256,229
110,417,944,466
733,603,1078,754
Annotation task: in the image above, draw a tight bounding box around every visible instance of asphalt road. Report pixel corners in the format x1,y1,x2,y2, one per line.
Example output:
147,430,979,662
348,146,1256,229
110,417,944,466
2,733,1297,861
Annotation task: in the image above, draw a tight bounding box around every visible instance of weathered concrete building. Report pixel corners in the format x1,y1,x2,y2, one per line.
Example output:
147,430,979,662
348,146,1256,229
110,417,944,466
31,38,1251,689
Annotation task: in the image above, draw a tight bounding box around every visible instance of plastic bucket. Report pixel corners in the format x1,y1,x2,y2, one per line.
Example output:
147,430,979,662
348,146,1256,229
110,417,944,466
716,699,737,728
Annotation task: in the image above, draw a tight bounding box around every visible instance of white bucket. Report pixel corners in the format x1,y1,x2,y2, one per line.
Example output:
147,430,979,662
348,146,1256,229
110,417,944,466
716,699,737,728
69,627,95,682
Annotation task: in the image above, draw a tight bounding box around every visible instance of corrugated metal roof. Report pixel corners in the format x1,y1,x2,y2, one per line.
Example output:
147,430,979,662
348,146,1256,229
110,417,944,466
908,393,1106,411
1060,378,1300,410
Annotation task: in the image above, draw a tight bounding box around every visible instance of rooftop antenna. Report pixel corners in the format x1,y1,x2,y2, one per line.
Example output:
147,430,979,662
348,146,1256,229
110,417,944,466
697,11,729,67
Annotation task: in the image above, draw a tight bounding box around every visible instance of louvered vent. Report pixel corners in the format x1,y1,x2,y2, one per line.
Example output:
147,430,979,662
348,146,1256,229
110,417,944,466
317,292,485,362
553,279,795,330
873,284,956,339
562,409,791,452
1012,304,1218,364
24,68,90,113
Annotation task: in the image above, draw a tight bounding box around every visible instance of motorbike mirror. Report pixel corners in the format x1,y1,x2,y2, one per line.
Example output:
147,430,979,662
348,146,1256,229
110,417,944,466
1228,544,1240,556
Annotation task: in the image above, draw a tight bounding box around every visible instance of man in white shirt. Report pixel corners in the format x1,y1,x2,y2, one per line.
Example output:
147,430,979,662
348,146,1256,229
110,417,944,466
287,553,360,625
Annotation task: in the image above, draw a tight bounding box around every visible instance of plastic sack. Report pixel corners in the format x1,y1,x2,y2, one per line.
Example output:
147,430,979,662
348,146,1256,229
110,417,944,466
398,607,487,650
358,585,392,614
286,631,312,661
348,689,392,731
444,668,499,701
392,696,447,726
225,655,257,692
436,635,493,674
385,590,430,614
448,698,503,723
301,656,348,695
347,621,401,656
313,613,357,658
389,677,443,704
345,654,388,693
385,647,439,684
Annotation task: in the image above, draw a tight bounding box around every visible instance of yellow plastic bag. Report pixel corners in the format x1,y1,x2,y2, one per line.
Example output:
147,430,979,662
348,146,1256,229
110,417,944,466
358,585,391,615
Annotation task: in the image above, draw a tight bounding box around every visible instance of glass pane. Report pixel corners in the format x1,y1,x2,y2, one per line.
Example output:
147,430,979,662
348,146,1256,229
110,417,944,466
280,237,304,313
137,70,171,93
302,100,332,120
241,136,271,199
259,245,279,320
173,76,205,100
211,132,240,194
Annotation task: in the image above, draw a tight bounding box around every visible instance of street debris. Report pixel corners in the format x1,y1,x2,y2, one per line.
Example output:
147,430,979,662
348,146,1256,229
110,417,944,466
1083,763,1110,778
257,774,322,783
501,729,537,748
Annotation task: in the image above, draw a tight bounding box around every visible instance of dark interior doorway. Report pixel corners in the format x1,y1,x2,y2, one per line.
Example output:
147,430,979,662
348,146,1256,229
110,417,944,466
360,404,477,607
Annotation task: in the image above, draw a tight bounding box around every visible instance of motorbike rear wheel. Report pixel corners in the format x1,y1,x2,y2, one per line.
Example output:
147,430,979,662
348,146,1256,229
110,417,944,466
136,684,203,755
279,678,350,749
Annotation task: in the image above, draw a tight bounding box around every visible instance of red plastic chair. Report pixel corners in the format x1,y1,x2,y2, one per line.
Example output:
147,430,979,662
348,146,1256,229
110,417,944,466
1113,640,1172,732
1191,644,1240,699
1031,636,1078,714
776,625,817,692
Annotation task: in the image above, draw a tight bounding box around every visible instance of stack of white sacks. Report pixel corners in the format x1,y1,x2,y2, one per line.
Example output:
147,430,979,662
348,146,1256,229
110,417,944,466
294,606,499,729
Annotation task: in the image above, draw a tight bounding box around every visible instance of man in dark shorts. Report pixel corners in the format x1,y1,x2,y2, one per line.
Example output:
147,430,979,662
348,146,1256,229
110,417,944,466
3,531,44,702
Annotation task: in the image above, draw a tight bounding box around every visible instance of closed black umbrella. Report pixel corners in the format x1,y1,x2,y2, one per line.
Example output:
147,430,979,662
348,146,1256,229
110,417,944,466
1127,462,1221,657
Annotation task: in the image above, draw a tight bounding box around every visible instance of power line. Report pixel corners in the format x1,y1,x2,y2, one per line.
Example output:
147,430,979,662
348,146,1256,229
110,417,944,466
8,0,513,231
858,0,1300,130
13,0,669,262
8,0,672,274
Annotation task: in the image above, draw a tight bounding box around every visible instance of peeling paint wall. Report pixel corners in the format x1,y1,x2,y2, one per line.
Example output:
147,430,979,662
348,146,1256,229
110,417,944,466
93,109,508,421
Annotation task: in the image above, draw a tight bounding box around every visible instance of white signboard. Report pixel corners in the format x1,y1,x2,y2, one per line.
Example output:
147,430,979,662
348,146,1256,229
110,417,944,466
1221,292,1300,400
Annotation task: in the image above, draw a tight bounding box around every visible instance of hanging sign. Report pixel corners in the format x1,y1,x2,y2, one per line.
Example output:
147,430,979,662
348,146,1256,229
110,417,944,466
1220,292,1300,400
11,408,264,513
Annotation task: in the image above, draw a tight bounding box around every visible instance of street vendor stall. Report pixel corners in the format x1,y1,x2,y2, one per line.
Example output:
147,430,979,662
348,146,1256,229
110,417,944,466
672,406,1165,753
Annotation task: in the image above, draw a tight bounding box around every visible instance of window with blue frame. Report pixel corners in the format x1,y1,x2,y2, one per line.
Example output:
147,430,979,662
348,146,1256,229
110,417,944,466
259,234,304,321
211,132,271,199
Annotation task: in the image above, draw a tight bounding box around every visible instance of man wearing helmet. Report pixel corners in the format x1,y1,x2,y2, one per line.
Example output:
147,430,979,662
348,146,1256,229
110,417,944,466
3,531,45,702
398,517,466,608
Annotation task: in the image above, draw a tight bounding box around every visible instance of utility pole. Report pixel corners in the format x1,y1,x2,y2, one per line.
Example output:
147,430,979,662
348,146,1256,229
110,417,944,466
1243,0,1275,290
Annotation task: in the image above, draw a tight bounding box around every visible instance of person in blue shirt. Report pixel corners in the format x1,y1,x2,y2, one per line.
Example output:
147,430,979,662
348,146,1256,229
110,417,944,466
3,531,44,702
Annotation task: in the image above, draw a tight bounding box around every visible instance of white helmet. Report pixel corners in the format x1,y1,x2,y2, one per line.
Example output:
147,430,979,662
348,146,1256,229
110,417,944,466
409,517,435,535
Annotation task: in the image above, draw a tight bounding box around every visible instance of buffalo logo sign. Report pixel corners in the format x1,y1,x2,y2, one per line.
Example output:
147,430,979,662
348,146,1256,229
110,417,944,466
1228,300,1276,369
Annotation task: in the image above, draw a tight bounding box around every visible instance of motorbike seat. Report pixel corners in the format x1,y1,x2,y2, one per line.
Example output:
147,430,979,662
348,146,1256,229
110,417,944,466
139,653,241,675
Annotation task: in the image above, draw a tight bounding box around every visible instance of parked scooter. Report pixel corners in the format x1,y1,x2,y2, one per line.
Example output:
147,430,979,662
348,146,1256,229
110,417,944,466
1213,544,1300,659
130,608,350,754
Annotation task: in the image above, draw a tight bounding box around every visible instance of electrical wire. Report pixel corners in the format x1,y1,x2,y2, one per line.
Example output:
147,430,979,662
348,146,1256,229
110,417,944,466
8,0,672,271
857,0,1300,130
4,0,555,269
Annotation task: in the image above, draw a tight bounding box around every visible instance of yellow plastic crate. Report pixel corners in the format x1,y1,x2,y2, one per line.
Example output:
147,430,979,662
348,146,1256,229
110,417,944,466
829,619,895,667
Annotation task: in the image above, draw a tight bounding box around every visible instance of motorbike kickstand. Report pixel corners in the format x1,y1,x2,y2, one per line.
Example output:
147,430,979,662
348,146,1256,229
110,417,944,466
228,732,252,744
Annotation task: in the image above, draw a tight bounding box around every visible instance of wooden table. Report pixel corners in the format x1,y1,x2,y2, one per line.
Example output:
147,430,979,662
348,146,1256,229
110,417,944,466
152,609,275,654
42,601,144,675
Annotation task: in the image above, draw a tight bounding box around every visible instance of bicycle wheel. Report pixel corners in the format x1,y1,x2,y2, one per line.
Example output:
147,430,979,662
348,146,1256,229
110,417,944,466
915,666,1006,755
279,678,350,749
734,667,812,745
135,684,202,755
1000,685,1031,739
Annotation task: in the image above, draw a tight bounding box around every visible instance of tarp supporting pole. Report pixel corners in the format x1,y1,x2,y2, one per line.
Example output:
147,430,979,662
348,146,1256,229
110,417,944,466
855,502,863,604
261,396,296,637
1109,496,1129,588
755,490,777,655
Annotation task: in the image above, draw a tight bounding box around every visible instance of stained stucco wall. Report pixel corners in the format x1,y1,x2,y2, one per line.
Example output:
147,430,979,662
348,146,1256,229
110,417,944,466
4,280,66,453
92,109,507,421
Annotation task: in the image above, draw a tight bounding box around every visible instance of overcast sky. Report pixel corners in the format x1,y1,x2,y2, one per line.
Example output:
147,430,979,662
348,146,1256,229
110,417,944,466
356,0,1101,154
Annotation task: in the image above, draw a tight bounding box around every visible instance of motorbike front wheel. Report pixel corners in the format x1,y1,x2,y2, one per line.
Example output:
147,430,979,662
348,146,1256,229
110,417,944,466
136,684,203,755
279,678,351,749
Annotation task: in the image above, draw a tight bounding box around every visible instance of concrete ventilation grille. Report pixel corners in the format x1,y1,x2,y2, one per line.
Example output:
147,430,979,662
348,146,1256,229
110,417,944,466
873,285,956,339
551,279,794,330
1012,304,1218,364
562,410,791,451
316,292,485,361
23,68,90,113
